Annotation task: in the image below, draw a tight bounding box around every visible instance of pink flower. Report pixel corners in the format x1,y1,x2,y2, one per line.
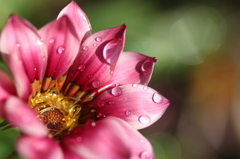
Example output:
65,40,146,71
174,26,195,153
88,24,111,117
0,2,169,159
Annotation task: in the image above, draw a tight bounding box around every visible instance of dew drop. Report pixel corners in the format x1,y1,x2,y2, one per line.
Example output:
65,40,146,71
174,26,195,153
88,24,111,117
82,46,89,51
91,122,96,127
125,110,131,116
107,101,115,105
92,80,100,88
143,86,148,91
82,16,87,22
49,38,55,43
110,71,114,75
132,83,138,88
95,37,102,42
96,112,106,119
42,56,46,61
36,38,43,45
16,43,21,47
57,46,65,54
111,87,122,96
78,65,86,71
76,137,82,142
34,68,37,71
152,92,163,103
103,40,122,64
97,101,105,107
87,74,93,78
141,61,153,75
139,151,154,159
93,43,97,47
138,115,151,124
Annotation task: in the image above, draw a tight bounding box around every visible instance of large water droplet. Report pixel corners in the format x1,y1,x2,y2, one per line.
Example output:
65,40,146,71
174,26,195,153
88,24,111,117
103,39,122,65
82,46,89,51
42,56,46,61
125,110,131,116
57,46,65,54
95,37,102,42
78,65,86,72
49,38,55,43
152,92,163,103
111,87,122,96
91,122,96,127
92,80,100,88
132,83,138,88
16,43,21,47
141,61,153,75
107,101,115,105
36,38,43,45
139,151,154,159
82,16,87,22
96,112,106,119
87,74,93,78
97,101,105,107
143,86,148,91
138,115,151,124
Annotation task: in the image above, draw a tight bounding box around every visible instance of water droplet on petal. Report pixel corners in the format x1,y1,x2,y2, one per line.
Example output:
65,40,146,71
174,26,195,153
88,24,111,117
107,101,115,105
87,74,93,78
143,86,148,91
78,65,86,71
110,71,114,75
16,43,21,47
36,38,43,45
139,151,154,159
91,122,96,127
92,80,100,88
82,46,89,51
93,43,97,47
34,68,37,71
95,37,102,42
49,38,55,43
111,87,122,96
152,92,163,103
103,40,122,65
97,101,105,107
125,110,131,116
82,16,87,22
42,56,46,61
57,46,65,54
138,115,151,124
132,83,138,88
76,137,82,142
141,61,153,75
96,112,106,119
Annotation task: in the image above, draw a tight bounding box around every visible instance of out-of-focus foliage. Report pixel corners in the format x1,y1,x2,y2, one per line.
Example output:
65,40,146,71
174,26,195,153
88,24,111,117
1,0,240,159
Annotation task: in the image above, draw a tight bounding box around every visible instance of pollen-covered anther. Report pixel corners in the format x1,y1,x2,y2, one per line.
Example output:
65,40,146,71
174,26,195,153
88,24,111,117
39,108,64,130
28,85,96,139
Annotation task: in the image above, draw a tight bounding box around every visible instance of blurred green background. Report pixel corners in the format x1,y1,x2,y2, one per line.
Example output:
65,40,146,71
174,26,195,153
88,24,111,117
1,0,240,158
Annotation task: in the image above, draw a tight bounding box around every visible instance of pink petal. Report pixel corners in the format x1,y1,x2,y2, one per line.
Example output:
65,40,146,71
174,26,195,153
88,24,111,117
65,25,126,92
17,135,64,159
90,84,169,129
39,16,80,80
2,53,31,101
0,14,48,83
0,70,16,100
105,51,156,86
57,1,92,42
3,96,48,137
62,117,155,159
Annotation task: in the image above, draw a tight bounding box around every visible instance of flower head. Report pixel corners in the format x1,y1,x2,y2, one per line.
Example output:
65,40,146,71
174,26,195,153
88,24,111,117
0,2,169,159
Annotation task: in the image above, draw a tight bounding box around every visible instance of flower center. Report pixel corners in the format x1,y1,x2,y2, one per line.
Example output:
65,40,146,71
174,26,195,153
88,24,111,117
28,80,96,139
